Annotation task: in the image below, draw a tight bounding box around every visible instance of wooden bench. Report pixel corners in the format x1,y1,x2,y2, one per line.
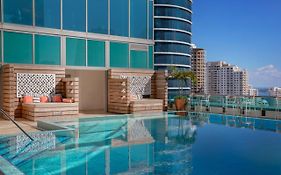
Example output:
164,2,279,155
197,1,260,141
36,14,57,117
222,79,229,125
22,103,79,121
130,99,163,113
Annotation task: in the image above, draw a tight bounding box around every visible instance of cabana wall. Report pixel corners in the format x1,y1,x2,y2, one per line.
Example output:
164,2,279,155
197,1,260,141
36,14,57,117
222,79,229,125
0,64,79,120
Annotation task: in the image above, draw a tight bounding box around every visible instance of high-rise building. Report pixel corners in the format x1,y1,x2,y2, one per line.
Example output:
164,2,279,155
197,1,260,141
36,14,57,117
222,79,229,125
191,47,206,94
268,87,281,97
154,0,193,99
0,0,154,112
206,61,249,96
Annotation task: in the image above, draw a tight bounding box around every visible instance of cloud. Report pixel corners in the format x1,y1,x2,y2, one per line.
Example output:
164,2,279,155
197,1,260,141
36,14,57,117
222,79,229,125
249,65,281,87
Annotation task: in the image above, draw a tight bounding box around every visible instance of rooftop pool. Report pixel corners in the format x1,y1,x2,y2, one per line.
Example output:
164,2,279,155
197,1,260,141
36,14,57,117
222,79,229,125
1,112,281,175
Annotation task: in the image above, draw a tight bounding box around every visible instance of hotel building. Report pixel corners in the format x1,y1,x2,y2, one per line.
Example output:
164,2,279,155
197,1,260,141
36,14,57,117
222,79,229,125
206,61,249,96
191,47,206,94
154,0,193,99
0,0,154,113
268,87,281,97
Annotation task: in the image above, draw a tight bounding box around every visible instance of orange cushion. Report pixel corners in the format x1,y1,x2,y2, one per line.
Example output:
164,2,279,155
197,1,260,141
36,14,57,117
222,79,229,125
23,96,33,103
63,98,73,103
52,95,62,102
40,96,49,103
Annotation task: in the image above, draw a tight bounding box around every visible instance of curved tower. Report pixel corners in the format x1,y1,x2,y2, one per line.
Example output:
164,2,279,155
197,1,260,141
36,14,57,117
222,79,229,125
154,0,193,99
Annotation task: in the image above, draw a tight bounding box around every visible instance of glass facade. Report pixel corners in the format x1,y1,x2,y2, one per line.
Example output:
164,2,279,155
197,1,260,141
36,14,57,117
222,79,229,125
35,35,61,65
4,0,33,25
66,38,86,66
4,32,33,64
35,0,61,29
88,40,105,67
88,0,108,34
0,0,153,70
131,0,147,39
154,0,193,98
63,0,86,32
110,0,129,37
130,50,147,69
110,42,129,68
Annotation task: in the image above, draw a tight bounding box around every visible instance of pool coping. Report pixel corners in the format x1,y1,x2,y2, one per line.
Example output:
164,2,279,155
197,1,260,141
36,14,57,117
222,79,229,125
0,156,24,175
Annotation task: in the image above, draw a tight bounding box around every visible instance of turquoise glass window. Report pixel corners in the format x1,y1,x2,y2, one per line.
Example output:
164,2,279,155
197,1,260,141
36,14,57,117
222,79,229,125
35,0,61,29
4,0,33,25
4,32,33,64
130,50,147,69
88,40,105,67
131,0,147,39
66,38,86,66
149,46,154,69
110,0,128,37
88,0,108,34
63,0,86,32
149,0,154,39
110,42,129,68
35,35,61,65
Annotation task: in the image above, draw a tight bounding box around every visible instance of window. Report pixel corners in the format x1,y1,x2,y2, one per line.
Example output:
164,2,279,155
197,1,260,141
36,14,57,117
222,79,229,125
4,0,33,25
63,0,86,32
88,0,108,34
110,0,128,37
130,0,147,39
88,40,105,67
130,50,147,69
148,46,154,69
35,35,61,65
149,0,154,39
4,31,33,64
110,42,129,68
66,38,86,66
35,0,61,29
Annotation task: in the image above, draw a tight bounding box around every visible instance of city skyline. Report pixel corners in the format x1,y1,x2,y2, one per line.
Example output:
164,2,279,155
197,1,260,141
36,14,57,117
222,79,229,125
192,0,281,87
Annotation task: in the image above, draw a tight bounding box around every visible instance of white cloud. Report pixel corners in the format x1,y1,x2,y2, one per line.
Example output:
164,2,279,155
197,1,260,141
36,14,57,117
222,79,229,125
249,65,281,87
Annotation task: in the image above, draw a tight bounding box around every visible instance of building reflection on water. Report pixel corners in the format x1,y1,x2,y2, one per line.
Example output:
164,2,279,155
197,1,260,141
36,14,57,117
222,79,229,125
2,113,280,175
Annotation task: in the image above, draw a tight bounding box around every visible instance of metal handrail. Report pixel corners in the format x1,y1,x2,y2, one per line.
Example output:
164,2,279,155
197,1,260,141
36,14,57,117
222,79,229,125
0,109,34,141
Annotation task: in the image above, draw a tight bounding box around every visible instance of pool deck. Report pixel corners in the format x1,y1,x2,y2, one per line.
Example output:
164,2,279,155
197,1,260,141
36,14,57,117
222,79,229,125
0,111,113,136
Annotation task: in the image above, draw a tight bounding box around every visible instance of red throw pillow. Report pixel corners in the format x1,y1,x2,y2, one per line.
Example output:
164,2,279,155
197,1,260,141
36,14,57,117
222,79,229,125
63,98,73,103
23,96,33,103
40,96,49,103
52,95,62,102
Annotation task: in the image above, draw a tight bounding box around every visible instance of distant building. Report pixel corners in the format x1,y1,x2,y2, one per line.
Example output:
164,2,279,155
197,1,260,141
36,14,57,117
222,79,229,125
248,85,259,96
268,87,281,97
206,61,248,96
191,47,206,94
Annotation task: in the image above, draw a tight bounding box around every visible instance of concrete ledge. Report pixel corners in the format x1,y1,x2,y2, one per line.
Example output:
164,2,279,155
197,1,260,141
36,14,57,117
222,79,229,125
0,156,23,175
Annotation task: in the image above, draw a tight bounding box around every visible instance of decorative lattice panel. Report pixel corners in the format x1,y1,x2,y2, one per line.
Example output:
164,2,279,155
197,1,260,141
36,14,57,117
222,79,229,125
17,73,56,98
121,75,151,99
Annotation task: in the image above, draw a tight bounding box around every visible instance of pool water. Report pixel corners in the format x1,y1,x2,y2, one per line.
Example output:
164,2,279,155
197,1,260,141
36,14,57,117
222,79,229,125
1,113,281,175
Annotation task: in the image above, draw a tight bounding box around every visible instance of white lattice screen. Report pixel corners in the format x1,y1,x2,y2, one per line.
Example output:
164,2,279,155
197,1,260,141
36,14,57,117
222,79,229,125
17,73,56,98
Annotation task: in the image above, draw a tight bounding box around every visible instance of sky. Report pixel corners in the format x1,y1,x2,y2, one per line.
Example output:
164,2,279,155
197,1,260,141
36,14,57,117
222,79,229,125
192,0,281,87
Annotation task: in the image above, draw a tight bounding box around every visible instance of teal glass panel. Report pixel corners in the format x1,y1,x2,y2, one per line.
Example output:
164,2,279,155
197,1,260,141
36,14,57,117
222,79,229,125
66,38,86,66
130,50,147,69
35,0,61,29
110,42,129,68
4,0,33,25
110,0,128,37
110,147,129,174
88,40,105,67
35,35,60,65
63,0,86,32
131,0,147,39
149,0,154,39
88,0,108,34
131,144,148,168
149,46,154,69
4,32,33,64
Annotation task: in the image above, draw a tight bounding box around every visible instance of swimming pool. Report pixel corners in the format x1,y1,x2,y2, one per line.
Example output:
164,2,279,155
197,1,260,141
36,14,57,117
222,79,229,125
1,112,281,175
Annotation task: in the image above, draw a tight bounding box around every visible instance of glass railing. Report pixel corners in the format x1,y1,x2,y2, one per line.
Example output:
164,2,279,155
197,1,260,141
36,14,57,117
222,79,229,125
188,95,281,111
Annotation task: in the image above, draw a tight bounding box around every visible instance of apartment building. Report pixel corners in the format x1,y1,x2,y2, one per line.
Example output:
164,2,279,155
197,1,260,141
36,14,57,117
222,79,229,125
268,87,281,97
206,61,249,96
191,48,206,94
